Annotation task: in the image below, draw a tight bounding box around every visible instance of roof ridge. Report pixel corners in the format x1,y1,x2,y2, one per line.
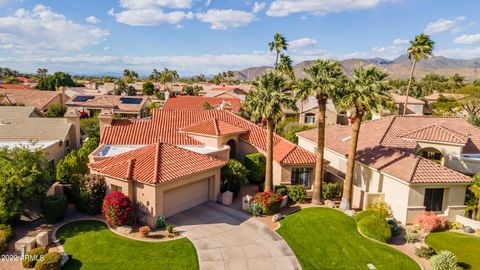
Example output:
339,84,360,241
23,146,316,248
408,156,421,182
379,116,397,146
125,159,135,180
153,142,161,184
213,118,220,136
438,124,469,139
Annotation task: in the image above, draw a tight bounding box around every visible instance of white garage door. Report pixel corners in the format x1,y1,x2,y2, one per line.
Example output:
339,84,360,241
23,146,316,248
163,178,209,217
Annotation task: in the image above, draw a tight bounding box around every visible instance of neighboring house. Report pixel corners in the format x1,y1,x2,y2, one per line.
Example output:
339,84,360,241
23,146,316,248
390,93,426,115
88,109,318,226
0,89,65,114
424,92,465,104
297,115,477,224
65,94,150,118
283,96,347,126
0,84,35,90
0,106,81,175
163,96,242,112
204,85,250,101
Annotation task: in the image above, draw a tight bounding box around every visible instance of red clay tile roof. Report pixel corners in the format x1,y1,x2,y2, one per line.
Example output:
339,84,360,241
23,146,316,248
0,89,60,111
0,84,35,90
102,109,317,165
181,118,248,136
401,124,468,145
390,93,425,105
210,86,241,91
163,96,241,112
89,143,226,184
297,115,477,184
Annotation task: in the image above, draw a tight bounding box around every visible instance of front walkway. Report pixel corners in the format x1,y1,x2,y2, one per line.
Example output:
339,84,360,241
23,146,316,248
168,202,301,270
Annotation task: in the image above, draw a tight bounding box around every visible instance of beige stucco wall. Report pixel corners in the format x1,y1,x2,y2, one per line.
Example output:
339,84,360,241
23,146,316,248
298,108,338,126
41,94,63,113
447,156,480,175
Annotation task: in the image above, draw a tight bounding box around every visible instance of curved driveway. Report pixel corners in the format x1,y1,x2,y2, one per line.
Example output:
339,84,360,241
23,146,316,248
168,202,301,270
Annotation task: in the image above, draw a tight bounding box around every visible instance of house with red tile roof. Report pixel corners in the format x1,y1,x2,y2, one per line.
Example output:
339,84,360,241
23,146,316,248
163,96,242,112
65,94,150,118
0,88,64,114
297,115,478,224
88,108,318,226
0,84,35,90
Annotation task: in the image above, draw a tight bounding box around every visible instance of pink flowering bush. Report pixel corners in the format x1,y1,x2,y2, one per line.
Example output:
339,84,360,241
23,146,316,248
139,226,151,237
102,192,134,226
414,211,446,233
253,191,283,214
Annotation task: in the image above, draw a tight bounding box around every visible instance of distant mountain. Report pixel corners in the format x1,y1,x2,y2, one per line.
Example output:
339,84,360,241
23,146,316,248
232,55,480,81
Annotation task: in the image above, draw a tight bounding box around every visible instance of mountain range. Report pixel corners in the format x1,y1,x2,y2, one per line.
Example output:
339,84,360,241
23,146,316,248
232,55,480,81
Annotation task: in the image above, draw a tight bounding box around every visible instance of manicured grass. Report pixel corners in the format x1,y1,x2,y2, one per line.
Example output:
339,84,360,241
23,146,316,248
426,231,480,269
277,208,420,270
56,220,198,270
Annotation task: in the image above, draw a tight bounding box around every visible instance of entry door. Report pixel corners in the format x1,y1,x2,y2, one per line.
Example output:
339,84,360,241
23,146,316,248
424,188,444,212
163,178,209,217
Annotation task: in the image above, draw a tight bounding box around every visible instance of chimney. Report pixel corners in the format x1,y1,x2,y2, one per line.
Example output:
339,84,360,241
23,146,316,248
64,108,81,150
98,109,114,139
219,100,233,111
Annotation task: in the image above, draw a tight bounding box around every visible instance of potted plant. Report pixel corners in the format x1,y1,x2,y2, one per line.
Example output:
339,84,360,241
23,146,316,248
276,187,289,208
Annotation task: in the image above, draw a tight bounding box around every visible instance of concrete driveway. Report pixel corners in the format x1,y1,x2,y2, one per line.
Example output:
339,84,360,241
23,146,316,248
168,202,301,270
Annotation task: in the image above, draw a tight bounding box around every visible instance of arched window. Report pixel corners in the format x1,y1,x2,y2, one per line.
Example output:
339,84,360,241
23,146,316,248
226,139,236,159
419,147,443,164
304,113,316,124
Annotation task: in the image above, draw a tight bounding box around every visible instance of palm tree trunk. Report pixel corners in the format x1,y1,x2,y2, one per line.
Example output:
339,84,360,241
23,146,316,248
275,52,280,69
265,118,274,192
342,114,362,208
312,96,327,205
403,60,417,115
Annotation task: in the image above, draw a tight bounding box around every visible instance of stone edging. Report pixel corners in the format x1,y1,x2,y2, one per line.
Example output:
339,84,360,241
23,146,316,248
52,217,185,266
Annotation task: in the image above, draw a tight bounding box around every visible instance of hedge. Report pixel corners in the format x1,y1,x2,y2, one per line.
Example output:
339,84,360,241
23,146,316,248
288,185,307,203
354,209,387,223
244,153,265,184
357,215,392,243
22,246,47,268
34,252,62,270
42,196,67,224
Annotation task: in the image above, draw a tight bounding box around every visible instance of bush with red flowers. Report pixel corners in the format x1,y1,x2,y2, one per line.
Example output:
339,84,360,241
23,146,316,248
414,211,446,233
102,192,134,226
253,191,283,215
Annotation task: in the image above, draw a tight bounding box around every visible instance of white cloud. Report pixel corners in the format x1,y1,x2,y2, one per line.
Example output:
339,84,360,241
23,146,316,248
86,16,100,24
104,46,109,50
119,0,192,9
289,38,318,50
393,38,409,45
0,0,9,7
196,9,255,30
454,34,480,45
252,2,266,13
266,0,382,17
435,47,480,59
424,18,456,35
0,5,108,54
109,8,193,26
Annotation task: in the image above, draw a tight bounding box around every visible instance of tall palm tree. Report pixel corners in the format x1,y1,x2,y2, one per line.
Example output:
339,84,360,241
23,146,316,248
278,54,295,80
403,33,434,115
297,59,346,205
245,71,297,191
336,65,394,208
268,33,288,68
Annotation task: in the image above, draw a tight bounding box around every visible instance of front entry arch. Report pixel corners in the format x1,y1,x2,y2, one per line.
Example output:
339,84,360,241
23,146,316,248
226,139,236,159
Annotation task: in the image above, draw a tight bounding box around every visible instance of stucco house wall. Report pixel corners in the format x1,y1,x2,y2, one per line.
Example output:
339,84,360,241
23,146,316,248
298,108,338,126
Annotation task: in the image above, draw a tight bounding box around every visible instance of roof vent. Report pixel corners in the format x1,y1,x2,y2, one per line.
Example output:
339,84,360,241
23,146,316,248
0,119,10,125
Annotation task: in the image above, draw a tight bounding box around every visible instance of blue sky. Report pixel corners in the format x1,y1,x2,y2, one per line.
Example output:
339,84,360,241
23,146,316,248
0,0,479,76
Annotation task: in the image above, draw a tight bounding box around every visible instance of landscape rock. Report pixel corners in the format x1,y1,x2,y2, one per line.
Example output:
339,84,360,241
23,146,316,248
324,200,336,208
36,231,49,247
272,214,283,222
463,226,475,234
15,236,36,252
116,226,133,235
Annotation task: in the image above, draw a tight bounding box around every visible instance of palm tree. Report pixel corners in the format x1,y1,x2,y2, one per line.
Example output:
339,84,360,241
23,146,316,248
268,33,288,68
448,73,465,90
297,59,346,205
278,54,295,80
245,71,297,191
336,65,394,208
403,33,434,115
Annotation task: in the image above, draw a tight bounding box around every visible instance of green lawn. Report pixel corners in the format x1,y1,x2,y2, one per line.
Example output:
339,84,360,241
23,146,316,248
56,220,198,270
277,208,420,270
426,231,480,270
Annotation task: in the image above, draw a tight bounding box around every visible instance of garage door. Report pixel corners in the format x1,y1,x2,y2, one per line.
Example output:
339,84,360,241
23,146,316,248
163,178,209,217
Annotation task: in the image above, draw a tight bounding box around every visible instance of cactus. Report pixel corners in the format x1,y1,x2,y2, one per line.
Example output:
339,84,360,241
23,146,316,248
430,250,457,270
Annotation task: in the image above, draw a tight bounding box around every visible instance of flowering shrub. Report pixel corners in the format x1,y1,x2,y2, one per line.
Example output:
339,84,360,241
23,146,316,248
253,191,283,215
414,211,446,233
102,192,134,226
139,226,151,237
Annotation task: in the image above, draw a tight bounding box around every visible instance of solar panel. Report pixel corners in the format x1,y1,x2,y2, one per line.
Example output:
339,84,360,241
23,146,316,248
120,97,142,104
73,96,95,102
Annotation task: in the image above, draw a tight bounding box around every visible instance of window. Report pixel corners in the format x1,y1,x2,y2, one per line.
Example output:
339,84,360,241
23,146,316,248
420,148,443,164
111,184,123,193
424,188,444,212
291,168,312,186
304,113,316,124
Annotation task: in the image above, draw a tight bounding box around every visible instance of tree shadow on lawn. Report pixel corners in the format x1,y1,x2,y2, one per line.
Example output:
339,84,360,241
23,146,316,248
457,262,471,269
62,255,83,270
56,221,106,245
